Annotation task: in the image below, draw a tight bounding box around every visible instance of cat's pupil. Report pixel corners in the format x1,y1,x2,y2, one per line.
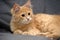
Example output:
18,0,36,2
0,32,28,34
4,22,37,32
28,13,30,15
21,14,25,17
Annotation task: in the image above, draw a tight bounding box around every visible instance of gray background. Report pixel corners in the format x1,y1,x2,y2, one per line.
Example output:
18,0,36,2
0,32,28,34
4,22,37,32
0,33,52,40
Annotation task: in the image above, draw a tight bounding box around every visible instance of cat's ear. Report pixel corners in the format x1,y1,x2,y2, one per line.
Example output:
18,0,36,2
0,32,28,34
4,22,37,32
24,0,32,8
12,3,20,13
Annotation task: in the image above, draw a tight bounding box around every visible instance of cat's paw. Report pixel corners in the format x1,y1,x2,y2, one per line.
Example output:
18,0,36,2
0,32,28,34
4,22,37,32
22,31,36,35
36,33,45,36
22,32,29,35
14,30,23,34
36,32,50,36
45,34,54,38
37,32,53,38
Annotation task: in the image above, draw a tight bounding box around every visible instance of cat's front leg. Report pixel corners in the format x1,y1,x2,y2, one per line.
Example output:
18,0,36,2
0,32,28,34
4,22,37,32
40,32,53,38
37,32,51,37
14,30,23,34
37,32,56,38
43,33,58,38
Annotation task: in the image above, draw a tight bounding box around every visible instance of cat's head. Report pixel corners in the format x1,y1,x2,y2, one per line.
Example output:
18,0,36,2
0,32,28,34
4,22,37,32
11,0,34,24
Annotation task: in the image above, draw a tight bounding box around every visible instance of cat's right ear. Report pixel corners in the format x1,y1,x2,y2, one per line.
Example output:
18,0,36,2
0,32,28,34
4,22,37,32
23,0,32,8
11,3,20,14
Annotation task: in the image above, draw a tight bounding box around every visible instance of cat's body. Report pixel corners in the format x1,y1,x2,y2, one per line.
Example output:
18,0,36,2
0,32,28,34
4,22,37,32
35,14,60,38
10,0,60,38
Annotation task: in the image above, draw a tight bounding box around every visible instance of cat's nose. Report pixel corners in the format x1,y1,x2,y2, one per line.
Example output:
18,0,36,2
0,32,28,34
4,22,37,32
26,17,30,21
27,18,29,20
26,16,32,21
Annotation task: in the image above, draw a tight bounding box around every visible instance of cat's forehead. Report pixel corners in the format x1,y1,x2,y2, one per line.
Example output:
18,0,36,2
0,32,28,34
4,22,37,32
20,6,32,12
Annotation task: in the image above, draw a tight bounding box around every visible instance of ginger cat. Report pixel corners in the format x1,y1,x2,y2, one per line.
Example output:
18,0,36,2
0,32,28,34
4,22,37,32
10,0,41,36
10,0,60,38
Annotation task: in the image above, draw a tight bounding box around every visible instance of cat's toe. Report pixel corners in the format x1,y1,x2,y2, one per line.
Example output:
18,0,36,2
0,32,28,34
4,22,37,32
22,32,29,35
14,30,23,34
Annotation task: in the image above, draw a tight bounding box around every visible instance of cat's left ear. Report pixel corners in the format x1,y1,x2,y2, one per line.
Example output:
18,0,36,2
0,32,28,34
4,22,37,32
13,3,20,13
23,0,32,8
11,3,20,14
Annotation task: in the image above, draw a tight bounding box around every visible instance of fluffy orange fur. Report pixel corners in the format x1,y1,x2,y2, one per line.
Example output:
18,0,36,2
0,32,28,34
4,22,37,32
10,0,41,35
10,0,60,38
35,14,60,38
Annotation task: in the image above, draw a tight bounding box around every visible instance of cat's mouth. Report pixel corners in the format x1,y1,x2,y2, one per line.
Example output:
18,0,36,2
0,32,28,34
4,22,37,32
20,17,32,24
23,18,32,24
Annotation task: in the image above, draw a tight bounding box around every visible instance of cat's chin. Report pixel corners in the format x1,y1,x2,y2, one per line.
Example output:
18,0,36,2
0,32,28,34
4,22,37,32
22,21,31,25
19,20,31,25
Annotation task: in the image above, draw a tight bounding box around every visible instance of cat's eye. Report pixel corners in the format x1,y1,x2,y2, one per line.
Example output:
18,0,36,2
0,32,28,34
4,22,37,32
21,14,25,17
28,13,30,15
